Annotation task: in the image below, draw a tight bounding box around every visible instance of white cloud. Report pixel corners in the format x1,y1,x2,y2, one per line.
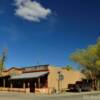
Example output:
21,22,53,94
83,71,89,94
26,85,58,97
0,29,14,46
14,0,52,22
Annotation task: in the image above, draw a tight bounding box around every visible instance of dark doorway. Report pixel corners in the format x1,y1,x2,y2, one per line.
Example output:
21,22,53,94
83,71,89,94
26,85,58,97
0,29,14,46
30,80,35,92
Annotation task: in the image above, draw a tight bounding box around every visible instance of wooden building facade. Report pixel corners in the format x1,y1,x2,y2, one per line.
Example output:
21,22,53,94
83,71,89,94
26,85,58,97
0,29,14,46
0,65,85,94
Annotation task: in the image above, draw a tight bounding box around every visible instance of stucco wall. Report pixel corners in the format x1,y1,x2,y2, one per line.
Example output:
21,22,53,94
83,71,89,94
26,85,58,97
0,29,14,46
48,66,85,91
2,68,23,76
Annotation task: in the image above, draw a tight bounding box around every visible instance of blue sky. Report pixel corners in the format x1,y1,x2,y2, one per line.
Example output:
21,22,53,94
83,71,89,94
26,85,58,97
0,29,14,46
0,0,100,68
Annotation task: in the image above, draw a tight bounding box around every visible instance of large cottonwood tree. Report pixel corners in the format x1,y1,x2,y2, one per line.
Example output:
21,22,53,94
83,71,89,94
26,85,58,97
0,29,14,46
70,38,100,90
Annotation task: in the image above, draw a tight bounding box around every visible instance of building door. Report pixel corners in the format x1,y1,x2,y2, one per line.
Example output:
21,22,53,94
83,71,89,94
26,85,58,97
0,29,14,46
30,81,35,92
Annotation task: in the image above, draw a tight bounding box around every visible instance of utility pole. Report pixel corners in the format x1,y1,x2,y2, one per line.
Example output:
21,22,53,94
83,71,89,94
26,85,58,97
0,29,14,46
57,71,64,92
58,71,61,92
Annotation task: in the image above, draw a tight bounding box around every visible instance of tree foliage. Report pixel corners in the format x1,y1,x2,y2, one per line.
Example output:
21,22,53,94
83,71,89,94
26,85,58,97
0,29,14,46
62,65,73,71
0,48,7,74
70,38,100,79
65,65,73,71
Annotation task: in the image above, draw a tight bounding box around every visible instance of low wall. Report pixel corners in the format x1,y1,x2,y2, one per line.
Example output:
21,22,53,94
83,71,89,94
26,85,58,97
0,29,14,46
35,88,48,94
0,87,55,94
0,87,30,93
35,87,56,94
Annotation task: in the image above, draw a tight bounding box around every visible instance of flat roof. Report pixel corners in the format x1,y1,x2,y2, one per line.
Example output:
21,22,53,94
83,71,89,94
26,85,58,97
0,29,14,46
11,71,48,80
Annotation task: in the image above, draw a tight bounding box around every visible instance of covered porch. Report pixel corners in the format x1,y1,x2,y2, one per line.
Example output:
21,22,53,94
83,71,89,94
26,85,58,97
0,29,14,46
0,72,49,93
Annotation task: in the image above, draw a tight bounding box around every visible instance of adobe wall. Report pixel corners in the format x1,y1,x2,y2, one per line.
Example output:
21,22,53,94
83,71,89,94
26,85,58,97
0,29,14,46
2,68,23,76
48,66,85,91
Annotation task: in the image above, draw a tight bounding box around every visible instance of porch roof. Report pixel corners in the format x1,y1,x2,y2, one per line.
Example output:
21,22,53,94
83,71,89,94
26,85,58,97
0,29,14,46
11,71,48,80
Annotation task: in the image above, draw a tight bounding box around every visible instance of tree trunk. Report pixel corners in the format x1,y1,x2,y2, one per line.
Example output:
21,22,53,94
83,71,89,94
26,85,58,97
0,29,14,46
96,79,100,90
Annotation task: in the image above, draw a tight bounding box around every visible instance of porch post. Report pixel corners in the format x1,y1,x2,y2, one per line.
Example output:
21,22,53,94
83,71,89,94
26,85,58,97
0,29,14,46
38,78,40,88
35,82,36,88
3,79,5,87
10,81,13,88
23,82,25,89
28,82,30,88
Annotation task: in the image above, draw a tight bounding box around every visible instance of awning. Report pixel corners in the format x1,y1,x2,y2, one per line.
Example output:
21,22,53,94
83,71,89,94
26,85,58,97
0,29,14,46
11,72,48,80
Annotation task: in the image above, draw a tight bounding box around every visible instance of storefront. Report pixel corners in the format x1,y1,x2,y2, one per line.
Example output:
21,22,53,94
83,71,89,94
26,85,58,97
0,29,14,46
0,65,85,94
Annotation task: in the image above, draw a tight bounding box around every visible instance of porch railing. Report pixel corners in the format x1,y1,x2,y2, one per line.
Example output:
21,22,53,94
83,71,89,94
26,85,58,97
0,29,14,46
0,87,30,93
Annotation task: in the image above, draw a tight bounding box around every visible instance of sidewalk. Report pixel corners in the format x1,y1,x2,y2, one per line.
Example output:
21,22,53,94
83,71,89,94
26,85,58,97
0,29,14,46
34,90,100,97
0,90,100,97
49,91,100,97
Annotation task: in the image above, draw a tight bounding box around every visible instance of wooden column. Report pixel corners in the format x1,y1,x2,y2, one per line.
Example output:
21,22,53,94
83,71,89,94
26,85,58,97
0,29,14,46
3,79,5,87
38,78,40,88
28,82,30,88
23,82,25,89
35,82,36,88
10,81,13,88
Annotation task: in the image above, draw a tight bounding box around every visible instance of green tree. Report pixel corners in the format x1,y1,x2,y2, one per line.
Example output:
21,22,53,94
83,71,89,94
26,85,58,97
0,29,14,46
62,65,73,71
0,48,7,75
70,38,100,90
65,65,73,71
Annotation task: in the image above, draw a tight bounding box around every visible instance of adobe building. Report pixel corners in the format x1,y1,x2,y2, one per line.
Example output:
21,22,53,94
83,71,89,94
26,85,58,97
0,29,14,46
0,65,85,94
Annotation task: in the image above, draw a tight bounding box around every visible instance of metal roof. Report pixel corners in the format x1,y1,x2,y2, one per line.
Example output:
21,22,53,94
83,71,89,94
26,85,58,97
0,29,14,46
11,71,48,80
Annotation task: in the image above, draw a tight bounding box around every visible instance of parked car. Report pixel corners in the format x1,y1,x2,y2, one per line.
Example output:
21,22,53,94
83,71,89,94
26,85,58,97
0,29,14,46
68,79,93,92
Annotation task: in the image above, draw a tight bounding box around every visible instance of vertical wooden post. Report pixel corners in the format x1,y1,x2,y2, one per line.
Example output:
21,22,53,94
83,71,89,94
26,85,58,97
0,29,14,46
3,79,5,87
58,79,60,91
58,71,61,92
10,81,13,88
35,82,36,88
38,78,40,88
23,82,26,92
28,82,30,88
23,82,25,89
